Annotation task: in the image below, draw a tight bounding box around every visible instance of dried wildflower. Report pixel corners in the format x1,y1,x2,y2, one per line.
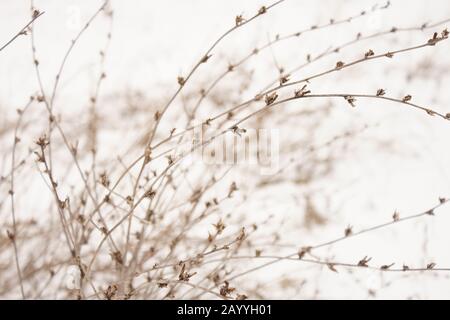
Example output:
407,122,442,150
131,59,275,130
258,6,267,15
425,109,435,116
402,264,410,271
376,89,386,96
157,282,168,288
365,49,375,58
357,256,372,267
344,95,356,107
381,263,395,270
344,225,353,237
294,85,311,97
265,92,278,106
235,15,244,26
439,197,447,204
385,52,394,58
425,209,434,216
220,281,235,297
255,249,262,257
335,61,345,69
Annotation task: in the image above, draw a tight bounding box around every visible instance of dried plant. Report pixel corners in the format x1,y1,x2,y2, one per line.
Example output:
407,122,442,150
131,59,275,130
1,0,450,300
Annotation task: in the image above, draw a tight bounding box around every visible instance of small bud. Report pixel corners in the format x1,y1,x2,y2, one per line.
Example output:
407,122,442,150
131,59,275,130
402,95,412,102
235,15,244,26
357,256,372,267
177,76,185,86
392,211,399,221
201,54,211,63
344,95,356,107
335,61,345,69
364,49,375,58
427,263,436,270
7,230,15,241
344,225,353,237
264,92,278,106
381,263,395,270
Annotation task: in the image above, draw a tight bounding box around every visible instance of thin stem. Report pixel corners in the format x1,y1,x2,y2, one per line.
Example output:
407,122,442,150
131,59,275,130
0,11,44,52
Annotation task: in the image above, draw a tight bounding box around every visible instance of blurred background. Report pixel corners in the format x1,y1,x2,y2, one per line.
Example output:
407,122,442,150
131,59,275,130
1,0,450,299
